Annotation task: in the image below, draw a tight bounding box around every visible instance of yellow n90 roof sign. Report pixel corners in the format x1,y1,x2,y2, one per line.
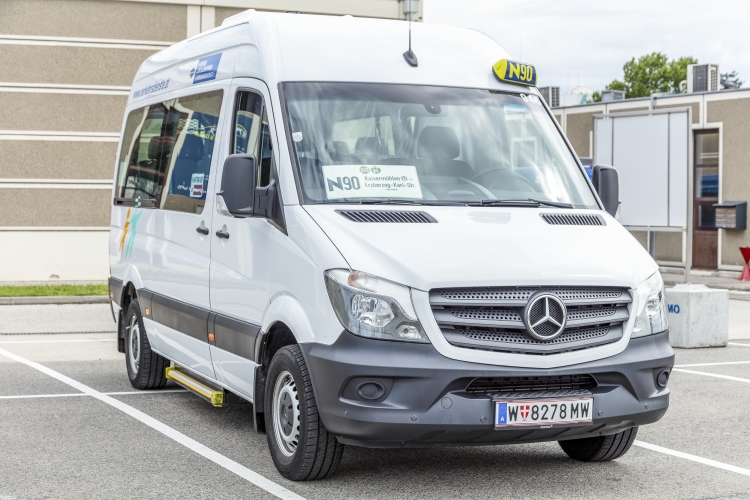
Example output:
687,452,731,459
493,59,537,86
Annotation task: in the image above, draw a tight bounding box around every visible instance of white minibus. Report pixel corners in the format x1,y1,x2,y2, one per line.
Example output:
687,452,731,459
109,11,673,480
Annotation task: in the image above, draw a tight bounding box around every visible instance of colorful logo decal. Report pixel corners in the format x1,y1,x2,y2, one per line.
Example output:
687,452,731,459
359,166,370,174
371,166,382,174
119,202,142,260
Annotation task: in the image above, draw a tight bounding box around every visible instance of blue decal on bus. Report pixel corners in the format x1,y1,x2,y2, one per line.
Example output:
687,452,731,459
191,53,222,84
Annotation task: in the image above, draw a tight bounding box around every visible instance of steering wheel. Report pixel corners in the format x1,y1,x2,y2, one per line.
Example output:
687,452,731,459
472,167,539,192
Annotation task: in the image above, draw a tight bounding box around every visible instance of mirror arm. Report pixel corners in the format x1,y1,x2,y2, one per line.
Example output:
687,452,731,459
253,178,277,219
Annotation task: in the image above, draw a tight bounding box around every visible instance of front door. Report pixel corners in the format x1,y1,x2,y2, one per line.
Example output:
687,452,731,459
692,130,719,269
209,80,277,398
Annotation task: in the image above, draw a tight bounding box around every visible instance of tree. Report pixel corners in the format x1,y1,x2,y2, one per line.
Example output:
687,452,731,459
605,52,697,98
721,71,744,89
590,91,602,103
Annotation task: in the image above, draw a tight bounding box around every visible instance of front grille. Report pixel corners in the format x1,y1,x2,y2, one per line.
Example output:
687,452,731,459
336,210,436,223
435,286,625,303
448,308,522,322
566,305,616,320
541,213,605,226
466,374,597,394
431,286,631,355
459,324,610,345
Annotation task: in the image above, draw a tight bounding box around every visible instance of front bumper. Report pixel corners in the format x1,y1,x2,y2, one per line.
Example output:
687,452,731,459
300,331,674,448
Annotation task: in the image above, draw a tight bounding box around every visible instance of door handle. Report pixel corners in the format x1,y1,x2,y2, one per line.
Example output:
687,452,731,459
196,226,209,235
215,229,230,239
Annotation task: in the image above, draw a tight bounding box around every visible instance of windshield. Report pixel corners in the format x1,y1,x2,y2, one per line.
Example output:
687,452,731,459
281,82,598,209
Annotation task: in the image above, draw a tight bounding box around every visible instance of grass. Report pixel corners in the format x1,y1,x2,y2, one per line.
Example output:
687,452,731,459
0,284,109,297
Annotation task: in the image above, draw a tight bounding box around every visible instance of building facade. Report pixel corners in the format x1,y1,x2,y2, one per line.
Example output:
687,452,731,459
552,89,750,275
0,0,420,282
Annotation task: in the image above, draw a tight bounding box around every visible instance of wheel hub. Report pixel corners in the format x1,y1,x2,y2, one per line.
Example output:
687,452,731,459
272,371,300,457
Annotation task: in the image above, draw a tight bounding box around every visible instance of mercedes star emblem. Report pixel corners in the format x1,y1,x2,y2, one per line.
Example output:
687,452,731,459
523,292,567,341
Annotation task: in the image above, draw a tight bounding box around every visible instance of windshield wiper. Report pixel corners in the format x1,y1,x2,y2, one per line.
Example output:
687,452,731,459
353,199,464,206
466,199,574,209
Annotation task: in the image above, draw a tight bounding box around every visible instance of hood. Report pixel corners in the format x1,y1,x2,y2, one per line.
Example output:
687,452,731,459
304,205,658,291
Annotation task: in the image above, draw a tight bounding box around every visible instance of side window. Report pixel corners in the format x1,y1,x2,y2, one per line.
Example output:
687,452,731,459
161,90,223,214
116,105,170,206
233,91,273,187
115,89,223,214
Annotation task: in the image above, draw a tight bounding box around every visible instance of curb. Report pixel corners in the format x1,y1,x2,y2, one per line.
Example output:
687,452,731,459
0,296,109,305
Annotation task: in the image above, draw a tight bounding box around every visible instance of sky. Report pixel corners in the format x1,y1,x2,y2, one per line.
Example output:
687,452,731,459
423,0,750,94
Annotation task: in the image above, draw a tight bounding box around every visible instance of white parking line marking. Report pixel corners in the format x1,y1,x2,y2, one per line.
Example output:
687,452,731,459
634,441,750,477
0,347,305,500
0,393,86,399
0,390,187,400
675,360,750,368
673,368,750,384
729,342,750,347
0,339,115,344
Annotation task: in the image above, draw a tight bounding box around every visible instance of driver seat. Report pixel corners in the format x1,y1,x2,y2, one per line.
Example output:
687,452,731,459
417,126,472,177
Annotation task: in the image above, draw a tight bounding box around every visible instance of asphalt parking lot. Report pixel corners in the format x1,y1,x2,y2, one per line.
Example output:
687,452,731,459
1,304,750,500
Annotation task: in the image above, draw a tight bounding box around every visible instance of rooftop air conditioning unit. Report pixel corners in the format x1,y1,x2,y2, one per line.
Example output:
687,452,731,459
538,86,560,107
601,90,626,102
687,64,719,93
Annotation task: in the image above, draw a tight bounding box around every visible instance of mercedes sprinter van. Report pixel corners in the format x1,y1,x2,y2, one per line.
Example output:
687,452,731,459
108,11,674,480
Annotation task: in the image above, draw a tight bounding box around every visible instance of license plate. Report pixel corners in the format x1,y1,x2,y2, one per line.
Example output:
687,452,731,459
495,398,594,428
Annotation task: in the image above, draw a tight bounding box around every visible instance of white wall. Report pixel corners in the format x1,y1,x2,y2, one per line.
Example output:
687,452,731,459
0,231,109,281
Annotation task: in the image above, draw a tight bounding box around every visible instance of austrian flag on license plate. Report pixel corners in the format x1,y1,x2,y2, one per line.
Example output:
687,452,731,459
495,398,594,427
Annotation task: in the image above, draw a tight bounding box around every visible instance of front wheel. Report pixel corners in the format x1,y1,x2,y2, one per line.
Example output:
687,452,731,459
558,426,638,462
265,345,344,480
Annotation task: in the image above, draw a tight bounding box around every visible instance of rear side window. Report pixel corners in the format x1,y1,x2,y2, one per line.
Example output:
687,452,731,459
115,90,224,214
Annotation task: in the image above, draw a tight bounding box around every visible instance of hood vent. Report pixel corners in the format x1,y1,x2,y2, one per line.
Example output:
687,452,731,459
337,210,436,223
541,213,605,226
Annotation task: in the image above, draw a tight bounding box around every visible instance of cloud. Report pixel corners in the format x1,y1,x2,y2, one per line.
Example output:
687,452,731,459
424,0,750,92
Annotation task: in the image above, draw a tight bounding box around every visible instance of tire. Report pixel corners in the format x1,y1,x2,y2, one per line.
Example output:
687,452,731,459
265,345,344,481
124,299,169,390
559,426,638,462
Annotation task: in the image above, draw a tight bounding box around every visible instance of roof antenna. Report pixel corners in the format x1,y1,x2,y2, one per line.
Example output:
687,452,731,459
402,0,418,67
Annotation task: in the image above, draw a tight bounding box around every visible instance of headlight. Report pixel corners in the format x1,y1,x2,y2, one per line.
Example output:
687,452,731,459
324,269,429,343
632,272,668,338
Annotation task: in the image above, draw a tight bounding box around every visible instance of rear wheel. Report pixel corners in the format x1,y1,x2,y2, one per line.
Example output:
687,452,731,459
265,345,344,480
124,299,169,390
559,426,638,462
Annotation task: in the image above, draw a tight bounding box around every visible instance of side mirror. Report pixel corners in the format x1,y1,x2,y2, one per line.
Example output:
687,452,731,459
592,165,620,218
219,154,256,217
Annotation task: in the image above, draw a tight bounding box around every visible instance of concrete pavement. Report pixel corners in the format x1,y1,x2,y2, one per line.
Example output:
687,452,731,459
1,304,749,499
